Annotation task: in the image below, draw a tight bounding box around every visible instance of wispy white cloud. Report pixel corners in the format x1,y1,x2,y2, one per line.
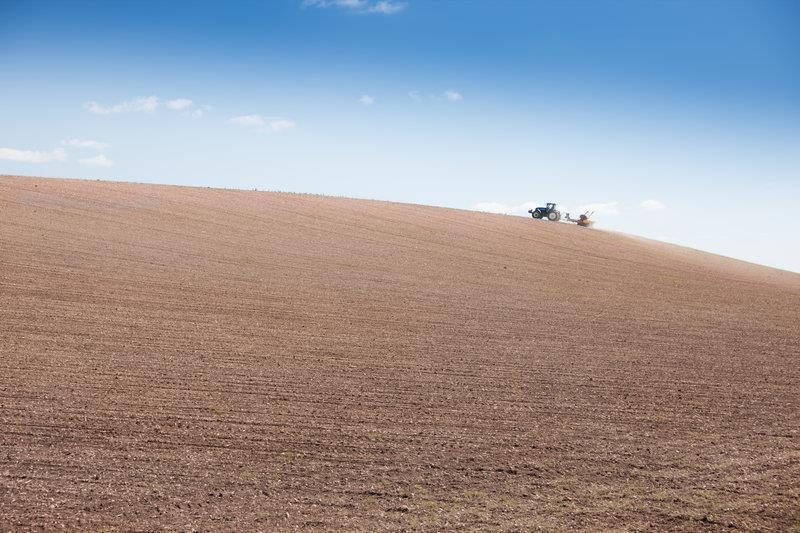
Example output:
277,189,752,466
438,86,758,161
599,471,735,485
409,89,464,102
78,154,114,167
83,96,206,117
0,147,66,163
303,0,407,14
304,0,359,7
165,98,193,110
367,1,406,14
267,119,296,132
84,101,113,114
186,104,211,118
84,96,159,114
61,138,109,150
228,114,296,132
228,114,266,127
641,199,666,210
359,94,375,106
578,202,620,215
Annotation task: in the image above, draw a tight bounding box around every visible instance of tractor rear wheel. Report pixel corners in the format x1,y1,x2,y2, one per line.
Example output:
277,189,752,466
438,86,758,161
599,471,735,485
548,211,560,221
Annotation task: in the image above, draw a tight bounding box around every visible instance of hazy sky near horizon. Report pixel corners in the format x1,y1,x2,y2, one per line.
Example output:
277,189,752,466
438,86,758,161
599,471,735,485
1,0,799,271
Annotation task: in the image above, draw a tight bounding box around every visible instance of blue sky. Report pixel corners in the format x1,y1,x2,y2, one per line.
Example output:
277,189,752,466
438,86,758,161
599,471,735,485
1,0,799,271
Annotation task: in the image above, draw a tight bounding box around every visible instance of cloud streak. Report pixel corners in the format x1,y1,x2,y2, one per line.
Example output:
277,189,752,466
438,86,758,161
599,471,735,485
83,96,204,116
228,114,266,127
165,98,193,110
78,154,114,167
84,96,159,114
267,119,296,132
186,104,211,118
577,202,620,215
367,1,406,14
0,147,66,163
408,89,464,102
641,199,666,210
303,0,407,14
62,138,109,149
228,114,296,132
359,94,375,106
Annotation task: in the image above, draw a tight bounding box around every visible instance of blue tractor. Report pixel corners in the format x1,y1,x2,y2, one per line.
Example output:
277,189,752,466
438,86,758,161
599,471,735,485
528,202,561,221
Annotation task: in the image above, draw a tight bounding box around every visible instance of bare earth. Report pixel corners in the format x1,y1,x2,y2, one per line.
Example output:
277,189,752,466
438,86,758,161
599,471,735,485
1,175,798,531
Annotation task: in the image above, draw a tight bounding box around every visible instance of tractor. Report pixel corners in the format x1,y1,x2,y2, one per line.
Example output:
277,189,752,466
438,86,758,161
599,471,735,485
528,202,561,221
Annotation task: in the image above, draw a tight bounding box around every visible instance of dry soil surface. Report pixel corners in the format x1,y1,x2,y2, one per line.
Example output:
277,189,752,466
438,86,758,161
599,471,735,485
1,175,799,531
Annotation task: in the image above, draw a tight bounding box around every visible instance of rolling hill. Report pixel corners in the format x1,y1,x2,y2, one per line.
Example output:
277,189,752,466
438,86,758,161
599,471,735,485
1,175,798,530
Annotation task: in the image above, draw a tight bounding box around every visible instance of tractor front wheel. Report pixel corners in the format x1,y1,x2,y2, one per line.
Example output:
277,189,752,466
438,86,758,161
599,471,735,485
532,211,542,219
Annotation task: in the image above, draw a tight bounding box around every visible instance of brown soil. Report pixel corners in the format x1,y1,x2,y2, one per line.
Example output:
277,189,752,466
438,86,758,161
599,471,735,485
1,175,798,531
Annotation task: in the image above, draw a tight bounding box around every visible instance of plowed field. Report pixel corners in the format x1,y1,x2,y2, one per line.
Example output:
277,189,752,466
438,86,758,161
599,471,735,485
1,175,798,531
